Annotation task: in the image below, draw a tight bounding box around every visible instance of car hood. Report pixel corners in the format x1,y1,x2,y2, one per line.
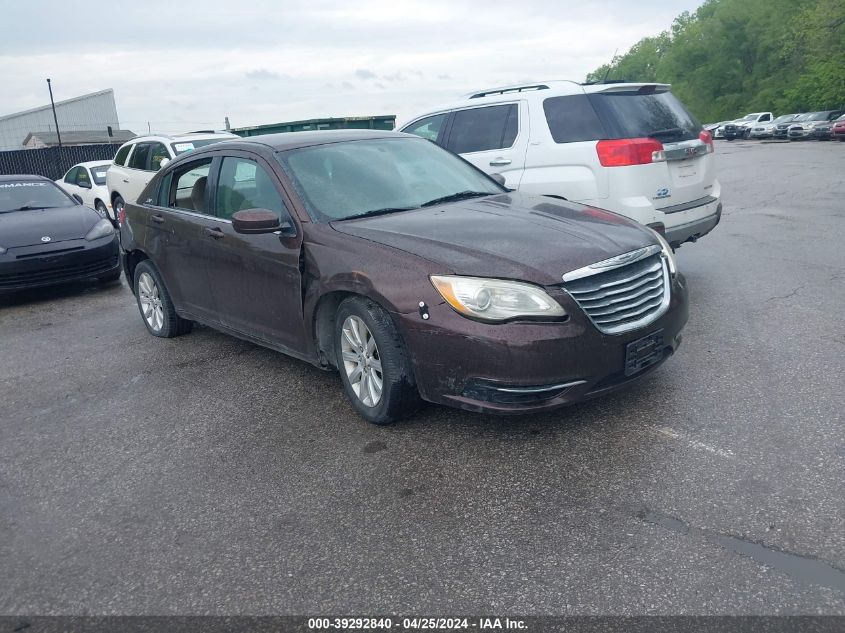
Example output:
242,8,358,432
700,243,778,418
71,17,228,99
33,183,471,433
330,192,658,286
0,204,101,248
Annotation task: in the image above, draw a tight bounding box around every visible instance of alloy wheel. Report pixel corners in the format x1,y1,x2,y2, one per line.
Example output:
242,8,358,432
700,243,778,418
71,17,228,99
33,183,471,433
138,272,164,332
340,315,383,407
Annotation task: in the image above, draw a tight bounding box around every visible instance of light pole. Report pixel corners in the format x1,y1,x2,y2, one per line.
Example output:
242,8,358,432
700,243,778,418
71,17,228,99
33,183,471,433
46,78,62,149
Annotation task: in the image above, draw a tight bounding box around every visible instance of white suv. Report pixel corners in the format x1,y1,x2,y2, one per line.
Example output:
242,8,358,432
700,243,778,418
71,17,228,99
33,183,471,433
398,81,722,247
106,131,237,219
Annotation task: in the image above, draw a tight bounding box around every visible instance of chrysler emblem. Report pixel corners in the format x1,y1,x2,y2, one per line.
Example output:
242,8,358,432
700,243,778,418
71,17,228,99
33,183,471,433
41,236,51,242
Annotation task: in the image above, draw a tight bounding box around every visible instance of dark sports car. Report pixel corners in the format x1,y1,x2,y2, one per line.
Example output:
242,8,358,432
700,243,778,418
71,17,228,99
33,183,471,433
0,175,120,293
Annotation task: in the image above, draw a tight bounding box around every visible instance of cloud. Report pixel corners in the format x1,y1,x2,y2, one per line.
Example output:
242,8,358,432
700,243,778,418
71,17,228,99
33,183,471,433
437,73,452,80
354,69,377,80
245,68,281,80
375,82,386,90
383,72,405,82
341,81,355,90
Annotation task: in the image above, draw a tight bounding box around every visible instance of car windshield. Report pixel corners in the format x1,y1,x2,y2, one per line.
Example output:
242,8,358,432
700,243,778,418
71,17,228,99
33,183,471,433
740,114,758,121
90,166,109,185
807,112,830,121
0,180,72,213
772,115,795,124
171,138,232,156
277,137,503,222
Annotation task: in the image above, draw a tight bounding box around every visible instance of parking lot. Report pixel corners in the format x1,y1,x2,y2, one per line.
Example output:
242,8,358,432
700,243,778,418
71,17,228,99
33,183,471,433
1,140,843,615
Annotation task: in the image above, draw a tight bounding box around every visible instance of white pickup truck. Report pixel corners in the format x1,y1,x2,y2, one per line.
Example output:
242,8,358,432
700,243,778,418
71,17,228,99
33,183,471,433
719,112,774,140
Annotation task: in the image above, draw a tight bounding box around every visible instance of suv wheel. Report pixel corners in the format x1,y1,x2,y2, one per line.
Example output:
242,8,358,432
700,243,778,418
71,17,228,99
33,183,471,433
133,261,192,338
334,297,420,424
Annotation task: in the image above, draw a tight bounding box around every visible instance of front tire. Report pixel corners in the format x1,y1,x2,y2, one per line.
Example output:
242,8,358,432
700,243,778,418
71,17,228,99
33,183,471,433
133,260,192,338
95,200,111,219
334,297,420,424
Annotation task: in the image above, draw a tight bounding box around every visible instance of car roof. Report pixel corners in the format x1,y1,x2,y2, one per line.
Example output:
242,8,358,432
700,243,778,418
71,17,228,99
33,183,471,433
74,160,113,168
0,174,52,183
198,129,413,152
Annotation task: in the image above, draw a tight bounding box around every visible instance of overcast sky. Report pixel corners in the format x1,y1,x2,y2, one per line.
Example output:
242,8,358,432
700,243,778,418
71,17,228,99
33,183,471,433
0,0,702,134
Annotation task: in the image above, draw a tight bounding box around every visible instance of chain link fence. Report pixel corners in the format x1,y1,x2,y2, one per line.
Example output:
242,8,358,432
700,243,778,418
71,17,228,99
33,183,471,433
0,144,121,181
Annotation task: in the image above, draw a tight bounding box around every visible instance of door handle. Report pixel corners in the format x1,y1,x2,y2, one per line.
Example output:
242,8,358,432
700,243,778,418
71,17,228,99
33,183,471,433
489,158,511,166
204,226,225,239
122,178,129,183
151,214,165,224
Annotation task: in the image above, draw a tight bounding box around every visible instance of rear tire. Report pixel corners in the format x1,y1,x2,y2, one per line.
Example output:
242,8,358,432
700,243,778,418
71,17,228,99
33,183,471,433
133,260,192,338
334,296,420,424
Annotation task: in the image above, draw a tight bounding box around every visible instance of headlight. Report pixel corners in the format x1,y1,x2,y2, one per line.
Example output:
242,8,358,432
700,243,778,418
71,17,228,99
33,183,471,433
85,218,115,241
430,276,566,322
650,229,677,275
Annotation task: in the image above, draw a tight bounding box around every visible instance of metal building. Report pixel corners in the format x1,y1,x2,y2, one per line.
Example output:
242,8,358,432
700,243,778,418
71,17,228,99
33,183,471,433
0,88,121,151
231,115,395,138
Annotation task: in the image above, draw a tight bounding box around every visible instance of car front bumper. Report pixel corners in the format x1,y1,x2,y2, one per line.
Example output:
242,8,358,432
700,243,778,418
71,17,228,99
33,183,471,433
393,274,689,415
0,235,119,292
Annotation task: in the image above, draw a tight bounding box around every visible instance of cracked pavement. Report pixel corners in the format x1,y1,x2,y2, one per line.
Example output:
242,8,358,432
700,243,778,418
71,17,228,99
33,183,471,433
0,140,844,615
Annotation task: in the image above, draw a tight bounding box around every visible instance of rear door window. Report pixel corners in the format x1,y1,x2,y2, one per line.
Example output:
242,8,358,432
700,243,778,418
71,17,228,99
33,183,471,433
446,104,518,154
166,158,213,213
588,90,701,142
543,95,607,143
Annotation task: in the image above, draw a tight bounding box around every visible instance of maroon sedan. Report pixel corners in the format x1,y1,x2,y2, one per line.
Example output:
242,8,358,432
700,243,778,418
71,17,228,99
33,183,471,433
832,114,845,141
120,131,688,424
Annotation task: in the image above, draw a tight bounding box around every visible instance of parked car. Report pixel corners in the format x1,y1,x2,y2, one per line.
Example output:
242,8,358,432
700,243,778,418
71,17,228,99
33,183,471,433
119,130,688,424
832,115,845,141
106,131,237,221
0,175,120,293
718,112,774,140
788,111,844,140
749,114,800,139
55,160,114,219
397,80,721,248
774,113,809,139
705,121,731,139
810,113,845,140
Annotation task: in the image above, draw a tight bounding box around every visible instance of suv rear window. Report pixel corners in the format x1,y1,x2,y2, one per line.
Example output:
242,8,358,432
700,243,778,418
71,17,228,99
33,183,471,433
543,90,701,144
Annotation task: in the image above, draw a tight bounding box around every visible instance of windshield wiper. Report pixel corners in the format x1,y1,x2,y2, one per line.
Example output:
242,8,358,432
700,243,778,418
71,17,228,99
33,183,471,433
648,127,686,139
4,204,60,212
342,206,418,220
420,191,493,207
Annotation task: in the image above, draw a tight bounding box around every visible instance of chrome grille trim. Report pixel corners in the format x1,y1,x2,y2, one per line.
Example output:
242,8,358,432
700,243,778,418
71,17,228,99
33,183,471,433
563,252,671,335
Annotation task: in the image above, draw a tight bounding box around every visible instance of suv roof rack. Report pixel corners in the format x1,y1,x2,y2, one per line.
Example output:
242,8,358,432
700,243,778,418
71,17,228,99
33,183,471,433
581,79,629,85
467,84,551,99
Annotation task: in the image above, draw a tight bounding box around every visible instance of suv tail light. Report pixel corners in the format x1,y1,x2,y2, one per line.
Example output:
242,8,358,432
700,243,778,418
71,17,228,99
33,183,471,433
596,138,665,167
699,129,714,153
118,208,126,225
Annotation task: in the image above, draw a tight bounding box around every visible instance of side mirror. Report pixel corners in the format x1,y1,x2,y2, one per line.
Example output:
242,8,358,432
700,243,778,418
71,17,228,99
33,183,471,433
72,193,84,204
490,173,506,186
159,158,170,169
78,180,92,189
232,208,289,235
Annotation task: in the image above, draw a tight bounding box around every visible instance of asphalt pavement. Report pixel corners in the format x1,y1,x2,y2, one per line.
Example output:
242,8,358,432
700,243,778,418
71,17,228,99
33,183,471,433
1,140,843,615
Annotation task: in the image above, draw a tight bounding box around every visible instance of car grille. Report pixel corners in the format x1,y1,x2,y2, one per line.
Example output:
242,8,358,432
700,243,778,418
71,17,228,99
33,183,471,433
564,253,670,335
0,256,118,289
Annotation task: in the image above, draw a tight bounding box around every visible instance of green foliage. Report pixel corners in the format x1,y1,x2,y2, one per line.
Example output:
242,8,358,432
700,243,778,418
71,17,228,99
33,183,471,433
587,0,845,121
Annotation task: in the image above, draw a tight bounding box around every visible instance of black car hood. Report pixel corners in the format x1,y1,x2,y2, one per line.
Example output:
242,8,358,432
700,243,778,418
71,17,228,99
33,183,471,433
0,204,101,248
330,192,658,286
